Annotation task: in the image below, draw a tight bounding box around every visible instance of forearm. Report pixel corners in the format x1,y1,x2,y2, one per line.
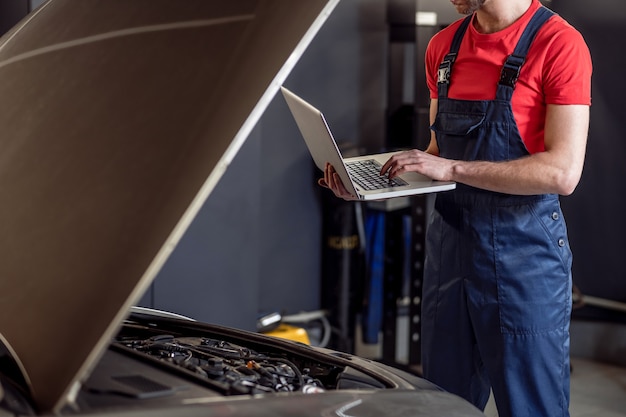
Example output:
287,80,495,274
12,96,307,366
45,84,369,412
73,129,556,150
450,151,581,196
432,103,589,196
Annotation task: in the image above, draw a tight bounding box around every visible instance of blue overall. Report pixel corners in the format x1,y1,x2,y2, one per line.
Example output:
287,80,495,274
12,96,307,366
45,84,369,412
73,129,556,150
421,7,573,417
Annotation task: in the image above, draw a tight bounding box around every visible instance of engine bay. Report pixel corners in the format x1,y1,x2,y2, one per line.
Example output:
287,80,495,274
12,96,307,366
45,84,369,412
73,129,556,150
114,333,330,396
95,314,388,404
0,314,392,415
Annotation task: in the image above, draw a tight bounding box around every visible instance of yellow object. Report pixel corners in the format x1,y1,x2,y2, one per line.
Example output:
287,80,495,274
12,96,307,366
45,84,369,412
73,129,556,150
264,323,310,345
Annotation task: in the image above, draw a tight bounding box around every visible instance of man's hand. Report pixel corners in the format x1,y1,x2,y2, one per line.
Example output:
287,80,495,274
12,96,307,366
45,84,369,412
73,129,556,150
318,163,358,201
380,149,456,182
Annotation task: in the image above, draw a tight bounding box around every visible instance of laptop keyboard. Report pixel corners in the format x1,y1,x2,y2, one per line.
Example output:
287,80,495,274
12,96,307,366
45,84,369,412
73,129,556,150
346,159,407,191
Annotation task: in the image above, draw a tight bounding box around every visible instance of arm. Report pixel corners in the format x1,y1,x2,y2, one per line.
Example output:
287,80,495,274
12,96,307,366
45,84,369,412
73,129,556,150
382,100,590,196
424,98,440,156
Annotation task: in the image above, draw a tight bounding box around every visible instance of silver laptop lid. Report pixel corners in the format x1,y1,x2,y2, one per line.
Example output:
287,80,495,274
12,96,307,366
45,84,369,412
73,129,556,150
281,86,360,196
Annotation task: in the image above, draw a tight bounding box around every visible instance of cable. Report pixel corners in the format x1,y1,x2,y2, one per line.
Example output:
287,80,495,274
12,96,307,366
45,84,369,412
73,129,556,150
281,311,332,348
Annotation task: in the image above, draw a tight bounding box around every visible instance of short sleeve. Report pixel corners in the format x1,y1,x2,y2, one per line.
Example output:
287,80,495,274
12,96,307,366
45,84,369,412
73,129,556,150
542,24,592,106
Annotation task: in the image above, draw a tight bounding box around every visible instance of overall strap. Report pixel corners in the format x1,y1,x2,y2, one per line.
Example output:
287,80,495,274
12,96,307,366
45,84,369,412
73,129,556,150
496,6,555,100
437,15,472,99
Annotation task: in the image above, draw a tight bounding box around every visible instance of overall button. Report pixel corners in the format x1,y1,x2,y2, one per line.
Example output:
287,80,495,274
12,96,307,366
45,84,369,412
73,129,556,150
558,238,566,247
552,212,560,220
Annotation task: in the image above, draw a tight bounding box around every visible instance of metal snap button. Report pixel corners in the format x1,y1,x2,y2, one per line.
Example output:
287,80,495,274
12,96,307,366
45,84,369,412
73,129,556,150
558,238,566,247
552,212,560,220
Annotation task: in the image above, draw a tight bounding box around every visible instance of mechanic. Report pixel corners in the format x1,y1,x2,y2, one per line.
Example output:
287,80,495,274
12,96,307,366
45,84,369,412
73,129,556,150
318,0,592,416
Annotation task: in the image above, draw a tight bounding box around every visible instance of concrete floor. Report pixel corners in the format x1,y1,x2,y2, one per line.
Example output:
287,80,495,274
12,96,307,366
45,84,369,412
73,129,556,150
568,357,626,417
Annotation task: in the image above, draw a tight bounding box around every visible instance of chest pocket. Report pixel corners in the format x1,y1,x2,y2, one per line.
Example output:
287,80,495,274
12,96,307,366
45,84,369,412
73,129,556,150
431,110,495,161
430,99,522,162
431,111,485,136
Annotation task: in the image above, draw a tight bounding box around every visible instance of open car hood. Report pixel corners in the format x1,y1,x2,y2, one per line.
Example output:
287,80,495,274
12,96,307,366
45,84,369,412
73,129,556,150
0,0,338,413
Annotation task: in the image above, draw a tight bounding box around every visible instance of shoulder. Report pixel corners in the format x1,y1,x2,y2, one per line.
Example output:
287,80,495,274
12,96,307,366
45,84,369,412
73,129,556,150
543,13,588,45
425,18,468,95
426,17,468,70
427,17,467,52
534,11,593,104
535,12,591,61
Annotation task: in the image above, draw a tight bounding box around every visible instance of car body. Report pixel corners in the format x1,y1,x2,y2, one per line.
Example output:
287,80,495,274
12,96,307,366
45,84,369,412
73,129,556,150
0,0,482,415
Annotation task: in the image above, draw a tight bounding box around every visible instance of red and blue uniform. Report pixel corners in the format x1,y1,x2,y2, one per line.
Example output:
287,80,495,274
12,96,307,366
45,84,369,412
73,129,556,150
421,2,592,416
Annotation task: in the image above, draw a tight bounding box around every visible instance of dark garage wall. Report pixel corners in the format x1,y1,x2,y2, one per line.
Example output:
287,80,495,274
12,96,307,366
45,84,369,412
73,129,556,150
0,0,29,34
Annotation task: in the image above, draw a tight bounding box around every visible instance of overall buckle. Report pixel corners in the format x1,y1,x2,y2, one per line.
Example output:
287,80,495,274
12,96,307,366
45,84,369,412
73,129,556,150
438,53,457,84
499,54,525,88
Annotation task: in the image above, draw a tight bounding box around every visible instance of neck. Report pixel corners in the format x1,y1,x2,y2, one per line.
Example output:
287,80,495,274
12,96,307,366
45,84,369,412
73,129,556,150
473,0,533,34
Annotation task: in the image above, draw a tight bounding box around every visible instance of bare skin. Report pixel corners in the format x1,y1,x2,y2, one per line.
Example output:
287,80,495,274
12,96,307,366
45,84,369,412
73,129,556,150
320,0,590,199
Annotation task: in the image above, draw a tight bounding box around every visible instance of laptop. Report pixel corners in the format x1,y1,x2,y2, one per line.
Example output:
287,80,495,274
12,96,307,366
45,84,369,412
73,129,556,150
281,87,455,200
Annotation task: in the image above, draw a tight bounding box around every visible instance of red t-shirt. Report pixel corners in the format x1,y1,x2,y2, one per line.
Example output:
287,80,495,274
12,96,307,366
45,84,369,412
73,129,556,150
426,0,592,154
